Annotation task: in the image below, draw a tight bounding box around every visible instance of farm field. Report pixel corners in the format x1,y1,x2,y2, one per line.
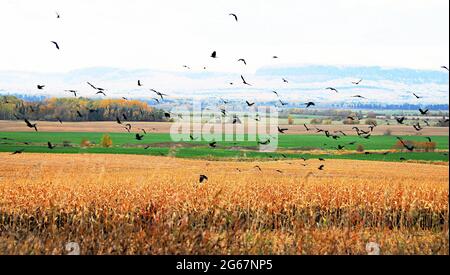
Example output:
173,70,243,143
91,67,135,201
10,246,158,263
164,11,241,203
0,120,448,136
0,131,448,162
0,153,448,255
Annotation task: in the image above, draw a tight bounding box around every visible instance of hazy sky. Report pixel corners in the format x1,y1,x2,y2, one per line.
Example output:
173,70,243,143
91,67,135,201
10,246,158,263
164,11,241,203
0,0,448,73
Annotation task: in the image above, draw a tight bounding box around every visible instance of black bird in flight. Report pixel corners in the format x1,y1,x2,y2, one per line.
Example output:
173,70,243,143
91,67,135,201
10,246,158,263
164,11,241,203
116,116,122,124
96,91,106,96
425,137,432,142
229,13,238,22
352,79,363,85
189,134,198,141
56,117,63,124
318,158,325,161
413,123,423,131
276,169,283,173
336,130,347,136
400,157,406,161
47,141,56,149
87,82,106,91
37,85,45,90
246,101,255,107
51,41,60,50
272,90,279,97
209,142,217,148
199,175,208,183
279,99,288,106
11,149,24,155
232,115,242,124
337,145,345,150
182,65,191,70
258,139,270,145
150,89,167,100
326,87,338,93
138,80,143,86
441,66,449,71
395,117,406,124
56,11,60,19
277,127,288,134
238,59,246,65
352,95,367,99
419,108,429,115
135,134,144,140
65,90,77,97
318,165,325,170
348,141,356,145
144,145,151,149
164,112,171,119
211,51,217,58
24,118,37,131
397,137,414,151
282,78,289,83
303,124,310,131
304,102,315,108
412,92,421,99
124,124,132,133
122,113,128,120
254,165,262,172
241,75,251,86
141,128,147,135
76,110,83,118
152,98,160,104
423,120,430,126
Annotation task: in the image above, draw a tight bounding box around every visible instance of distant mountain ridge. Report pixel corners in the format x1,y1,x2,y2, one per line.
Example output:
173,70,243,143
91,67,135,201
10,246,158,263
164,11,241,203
0,65,448,107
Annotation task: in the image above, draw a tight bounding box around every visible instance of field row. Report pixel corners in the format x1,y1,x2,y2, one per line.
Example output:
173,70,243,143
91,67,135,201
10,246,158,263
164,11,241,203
0,132,448,162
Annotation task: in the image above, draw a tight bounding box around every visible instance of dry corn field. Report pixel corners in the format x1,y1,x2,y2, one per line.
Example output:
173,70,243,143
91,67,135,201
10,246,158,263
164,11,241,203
0,153,448,255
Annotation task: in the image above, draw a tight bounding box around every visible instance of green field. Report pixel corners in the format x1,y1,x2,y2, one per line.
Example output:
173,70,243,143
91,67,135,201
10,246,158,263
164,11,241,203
0,131,448,162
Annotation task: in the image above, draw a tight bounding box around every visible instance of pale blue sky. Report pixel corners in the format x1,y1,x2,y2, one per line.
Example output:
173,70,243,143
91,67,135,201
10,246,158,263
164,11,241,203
0,0,448,73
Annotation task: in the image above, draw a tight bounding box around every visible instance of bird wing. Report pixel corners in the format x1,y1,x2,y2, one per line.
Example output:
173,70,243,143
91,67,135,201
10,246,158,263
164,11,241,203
87,82,97,89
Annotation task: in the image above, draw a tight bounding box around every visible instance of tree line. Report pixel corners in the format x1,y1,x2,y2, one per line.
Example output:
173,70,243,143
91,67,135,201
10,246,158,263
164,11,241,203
0,96,167,122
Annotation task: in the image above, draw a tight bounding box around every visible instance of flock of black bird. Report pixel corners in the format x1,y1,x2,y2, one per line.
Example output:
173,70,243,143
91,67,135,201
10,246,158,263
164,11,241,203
6,11,450,184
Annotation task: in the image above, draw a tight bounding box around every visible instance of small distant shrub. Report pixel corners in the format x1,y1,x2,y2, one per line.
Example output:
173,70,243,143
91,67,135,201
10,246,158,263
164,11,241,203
367,112,377,119
365,119,377,126
288,115,294,125
343,119,360,125
310,118,323,124
100,134,113,148
80,139,91,148
393,140,436,152
356,144,364,152
322,119,332,125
